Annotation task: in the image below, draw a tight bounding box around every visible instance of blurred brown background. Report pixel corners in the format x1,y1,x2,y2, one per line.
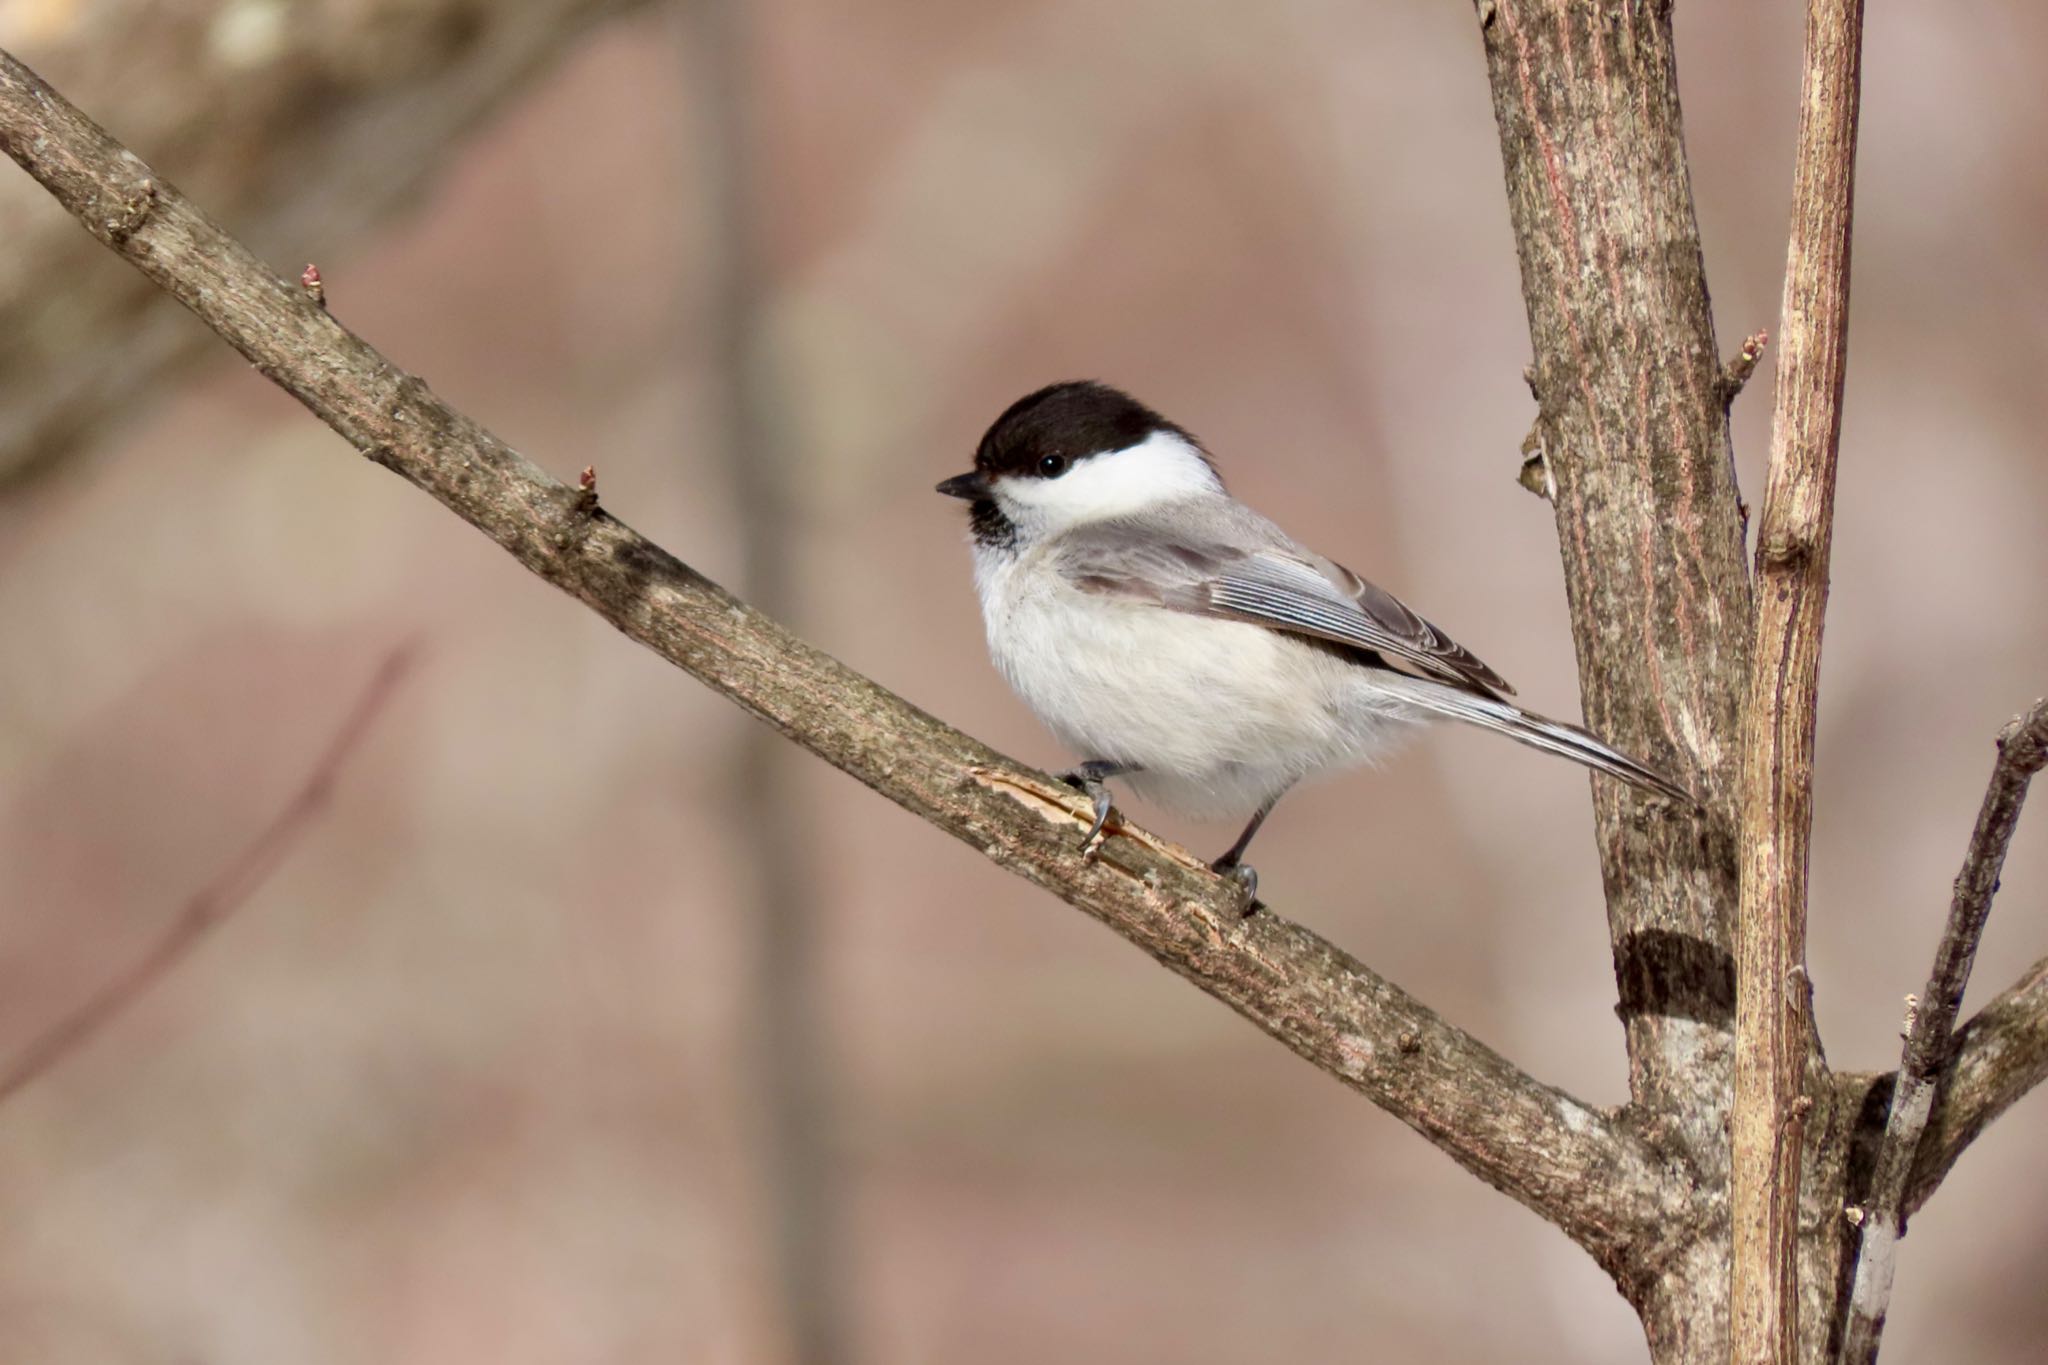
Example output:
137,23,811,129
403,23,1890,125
2,2,2044,1361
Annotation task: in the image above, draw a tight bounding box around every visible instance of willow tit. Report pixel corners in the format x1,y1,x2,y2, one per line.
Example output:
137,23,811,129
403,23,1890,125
938,381,1693,904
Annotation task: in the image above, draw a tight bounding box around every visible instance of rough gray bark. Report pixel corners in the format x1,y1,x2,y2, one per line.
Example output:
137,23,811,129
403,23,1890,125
0,0,647,491
1473,1,1751,1351
1734,0,1864,1359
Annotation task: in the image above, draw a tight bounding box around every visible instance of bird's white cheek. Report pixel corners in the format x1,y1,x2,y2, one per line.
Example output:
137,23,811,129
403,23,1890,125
993,430,1221,531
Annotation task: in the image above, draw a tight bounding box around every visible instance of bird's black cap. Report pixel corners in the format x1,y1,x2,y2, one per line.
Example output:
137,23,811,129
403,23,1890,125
969,381,1194,482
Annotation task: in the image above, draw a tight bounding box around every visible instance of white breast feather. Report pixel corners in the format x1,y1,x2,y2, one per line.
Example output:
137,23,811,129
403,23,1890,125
972,536,1425,820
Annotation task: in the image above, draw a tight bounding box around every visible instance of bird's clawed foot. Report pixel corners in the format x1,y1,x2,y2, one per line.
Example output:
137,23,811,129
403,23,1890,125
1058,760,1129,859
1209,856,1260,917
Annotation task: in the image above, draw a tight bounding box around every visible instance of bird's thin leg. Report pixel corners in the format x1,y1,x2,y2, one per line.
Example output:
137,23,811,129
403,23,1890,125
1057,759,1137,856
1210,791,1288,914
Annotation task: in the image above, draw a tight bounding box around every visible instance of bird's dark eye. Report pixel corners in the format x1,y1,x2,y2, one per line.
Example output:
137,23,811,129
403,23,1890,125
1037,454,1068,477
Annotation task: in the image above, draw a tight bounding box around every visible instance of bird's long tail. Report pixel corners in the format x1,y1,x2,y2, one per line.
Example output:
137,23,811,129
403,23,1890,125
1386,677,1698,805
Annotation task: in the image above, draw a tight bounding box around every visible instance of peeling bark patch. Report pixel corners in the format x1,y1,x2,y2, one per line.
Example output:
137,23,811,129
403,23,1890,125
965,765,1206,871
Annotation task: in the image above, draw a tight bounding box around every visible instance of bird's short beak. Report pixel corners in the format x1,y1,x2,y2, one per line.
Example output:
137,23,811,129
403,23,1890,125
936,470,990,500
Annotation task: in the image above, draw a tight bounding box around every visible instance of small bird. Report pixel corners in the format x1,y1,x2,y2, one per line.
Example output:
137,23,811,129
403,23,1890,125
937,381,1692,906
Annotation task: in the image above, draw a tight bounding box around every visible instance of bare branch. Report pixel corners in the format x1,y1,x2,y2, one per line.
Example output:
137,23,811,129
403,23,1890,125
0,45,1673,1267
1908,951,2048,1212
1833,948,2048,1245
0,647,413,1104
1837,701,2048,1364
1733,1,1864,1359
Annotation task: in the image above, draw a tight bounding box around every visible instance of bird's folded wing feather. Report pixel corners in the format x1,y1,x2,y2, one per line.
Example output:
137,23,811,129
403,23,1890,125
1054,513,1516,697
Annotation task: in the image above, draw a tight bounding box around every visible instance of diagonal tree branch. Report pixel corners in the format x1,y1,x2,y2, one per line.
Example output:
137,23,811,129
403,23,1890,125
1732,0,1864,1359
1833,946,2048,1237
0,46,1676,1272
1837,698,2048,1364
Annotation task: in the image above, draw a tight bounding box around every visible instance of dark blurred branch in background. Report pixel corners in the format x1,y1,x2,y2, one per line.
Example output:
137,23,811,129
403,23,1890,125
0,44,1675,1273
0,646,413,1104
1838,700,2048,1365
0,0,649,493
685,0,849,1359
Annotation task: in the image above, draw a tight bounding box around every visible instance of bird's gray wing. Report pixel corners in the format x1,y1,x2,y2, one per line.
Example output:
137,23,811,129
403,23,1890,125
1054,512,1516,697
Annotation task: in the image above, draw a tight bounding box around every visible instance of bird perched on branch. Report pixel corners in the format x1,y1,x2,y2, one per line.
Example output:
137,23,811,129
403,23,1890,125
938,381,1693,907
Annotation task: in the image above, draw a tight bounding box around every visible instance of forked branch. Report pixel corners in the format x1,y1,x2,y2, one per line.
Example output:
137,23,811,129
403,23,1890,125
1838,700,2048,1365
1909,951,2048,1209
0,46,1675,1269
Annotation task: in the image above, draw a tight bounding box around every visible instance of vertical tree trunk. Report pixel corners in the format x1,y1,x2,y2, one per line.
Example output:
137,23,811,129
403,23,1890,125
1476,7,1881,1363
1474,2,1753,1357
1629,1097,1867,1364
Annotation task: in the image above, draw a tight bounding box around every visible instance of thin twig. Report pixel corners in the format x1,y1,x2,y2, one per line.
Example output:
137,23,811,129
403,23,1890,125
0,45,1674,1266
1837,699,2048,1365
1732,0,1864,1359
1721,329,1769,402
0,647,414,1104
